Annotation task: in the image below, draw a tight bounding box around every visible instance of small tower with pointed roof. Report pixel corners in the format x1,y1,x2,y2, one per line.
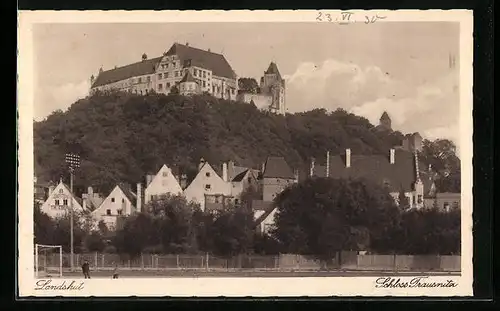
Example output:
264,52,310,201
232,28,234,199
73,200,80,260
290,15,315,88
379,111,392,130
260,62,286,115
179,71,200,96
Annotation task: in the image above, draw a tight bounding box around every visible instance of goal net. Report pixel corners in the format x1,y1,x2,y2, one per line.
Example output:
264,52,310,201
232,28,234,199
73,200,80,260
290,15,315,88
35,244,63,278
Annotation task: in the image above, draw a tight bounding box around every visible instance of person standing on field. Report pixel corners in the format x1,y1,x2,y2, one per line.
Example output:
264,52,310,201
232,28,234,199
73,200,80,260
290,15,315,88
112,263,119,279
82,260,91,279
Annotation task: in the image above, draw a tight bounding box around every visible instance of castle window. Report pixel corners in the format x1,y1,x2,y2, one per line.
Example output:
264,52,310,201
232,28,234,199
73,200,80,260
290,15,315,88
165,72,169,78
203,81,206,87
158,84,163,90
158,73,162,79
203,71,206,78
106,209,111,216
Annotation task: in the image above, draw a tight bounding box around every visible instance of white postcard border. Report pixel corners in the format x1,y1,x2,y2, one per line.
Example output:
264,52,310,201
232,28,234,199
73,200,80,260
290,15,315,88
17,9,474,297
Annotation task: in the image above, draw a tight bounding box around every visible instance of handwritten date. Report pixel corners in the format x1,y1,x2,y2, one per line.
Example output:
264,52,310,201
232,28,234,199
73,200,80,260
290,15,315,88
316,11,386,24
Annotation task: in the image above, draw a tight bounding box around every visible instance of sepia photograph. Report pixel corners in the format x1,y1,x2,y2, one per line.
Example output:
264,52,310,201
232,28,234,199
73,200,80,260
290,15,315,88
17,10,473,297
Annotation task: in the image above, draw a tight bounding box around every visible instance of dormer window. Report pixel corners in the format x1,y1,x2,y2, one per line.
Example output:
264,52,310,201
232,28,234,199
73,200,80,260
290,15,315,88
206,172,210,177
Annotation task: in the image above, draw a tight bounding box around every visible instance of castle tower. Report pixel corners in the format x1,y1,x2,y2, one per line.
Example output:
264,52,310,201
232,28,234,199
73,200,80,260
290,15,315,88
261,62,286,115
379,111,392,130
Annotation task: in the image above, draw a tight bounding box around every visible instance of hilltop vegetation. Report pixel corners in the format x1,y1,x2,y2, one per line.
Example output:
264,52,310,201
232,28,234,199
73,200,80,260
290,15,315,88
34,91,460,195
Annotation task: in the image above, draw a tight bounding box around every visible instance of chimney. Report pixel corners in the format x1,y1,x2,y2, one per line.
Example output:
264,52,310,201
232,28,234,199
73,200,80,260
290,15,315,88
48,185,55,197
146,175,153,187
185,42,189,46
310,157,315,177
222,162,228,182
261,162,265,174
326,151,330,177
88,186,93,195
180,174,188,189
136,183,142,213
83,199,87,211
390,148,395,164
228,160,235,181
294,169,299,182
346,149,351,168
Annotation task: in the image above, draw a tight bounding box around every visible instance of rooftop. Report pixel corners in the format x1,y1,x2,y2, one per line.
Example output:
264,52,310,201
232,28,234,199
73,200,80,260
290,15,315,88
262,156,295,179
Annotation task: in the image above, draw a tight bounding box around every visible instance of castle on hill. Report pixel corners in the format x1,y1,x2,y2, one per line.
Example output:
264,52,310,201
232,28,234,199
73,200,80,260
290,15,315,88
89,42,286,115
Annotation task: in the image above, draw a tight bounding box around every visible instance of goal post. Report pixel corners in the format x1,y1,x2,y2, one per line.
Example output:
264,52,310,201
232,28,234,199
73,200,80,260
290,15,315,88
35,244,63,278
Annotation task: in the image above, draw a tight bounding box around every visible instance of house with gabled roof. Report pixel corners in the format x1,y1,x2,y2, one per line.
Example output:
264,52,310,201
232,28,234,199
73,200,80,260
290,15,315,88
91,183,137,231
309,148,435,209
183,158,232,212
261,156,298,202
40,179,87,219
144,164,184,206
90,42,238,100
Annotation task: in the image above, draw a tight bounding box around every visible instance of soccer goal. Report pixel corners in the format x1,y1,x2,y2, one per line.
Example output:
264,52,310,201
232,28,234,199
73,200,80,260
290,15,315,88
35,244,63,278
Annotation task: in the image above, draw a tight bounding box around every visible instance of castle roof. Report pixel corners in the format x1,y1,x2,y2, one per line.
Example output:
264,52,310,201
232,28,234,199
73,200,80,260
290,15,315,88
262,156,295,179
91,57,162,88
265,62,283,81
312,149,433,194
166,43,237,80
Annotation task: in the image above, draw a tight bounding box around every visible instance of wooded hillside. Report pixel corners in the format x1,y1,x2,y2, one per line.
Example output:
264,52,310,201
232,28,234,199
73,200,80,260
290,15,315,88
34,91,460,195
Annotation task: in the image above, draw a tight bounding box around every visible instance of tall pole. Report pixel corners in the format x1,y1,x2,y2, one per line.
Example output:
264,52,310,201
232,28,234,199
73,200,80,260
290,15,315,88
70,168,74,272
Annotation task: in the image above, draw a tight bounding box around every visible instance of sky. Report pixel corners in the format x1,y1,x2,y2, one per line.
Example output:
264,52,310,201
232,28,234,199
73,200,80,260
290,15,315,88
33,22,460,147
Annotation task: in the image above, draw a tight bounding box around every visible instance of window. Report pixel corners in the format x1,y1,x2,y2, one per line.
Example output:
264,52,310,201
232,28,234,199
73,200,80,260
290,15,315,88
175,71,179,77
111,198,115,203
166,63,169,69
117,209,123,215
167,82,171,87
206,172,210,177
158,73,162,79
106,209,111,216
215,196,219,203
59,189,63,194
205,184,211,190
122,198,125,203
158,84,163,90
203,71,206,78
194,69,197,76
140,90,143,95
203,81,206,87
247,177,252,183
417,195,423,204
235,199,240,205
147,76,151,83
163,171,168,177
55,199,60,205
63,199,68,206
165,72,169,78
138,77,142,83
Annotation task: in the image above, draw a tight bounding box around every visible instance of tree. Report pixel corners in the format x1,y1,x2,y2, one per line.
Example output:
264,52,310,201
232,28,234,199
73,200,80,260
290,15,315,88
237,78,259,94
398,186,410,210
85,231,106,252
112,213,159,258
272,177,401,261
210,207,255,257
34,202,55,245
168,85,180,95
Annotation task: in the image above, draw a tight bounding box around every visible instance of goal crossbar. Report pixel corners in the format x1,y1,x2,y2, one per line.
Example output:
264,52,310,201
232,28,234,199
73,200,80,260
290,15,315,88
35,244,63,278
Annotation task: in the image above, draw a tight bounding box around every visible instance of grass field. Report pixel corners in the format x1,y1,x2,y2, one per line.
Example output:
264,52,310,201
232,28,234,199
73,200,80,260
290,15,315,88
40,269,461,279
